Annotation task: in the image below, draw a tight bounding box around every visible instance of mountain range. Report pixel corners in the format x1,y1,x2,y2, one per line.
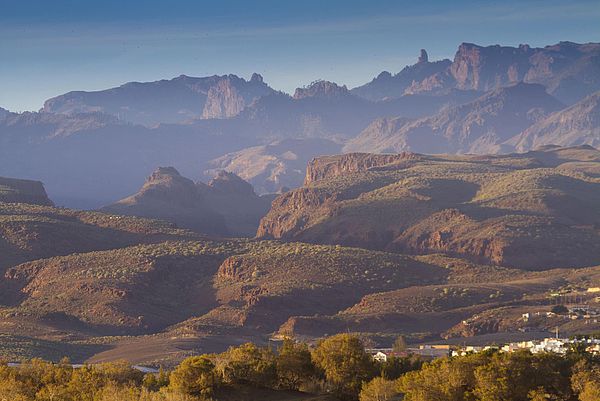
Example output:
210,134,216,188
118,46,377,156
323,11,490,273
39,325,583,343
352,42,600,104
1,41,600,208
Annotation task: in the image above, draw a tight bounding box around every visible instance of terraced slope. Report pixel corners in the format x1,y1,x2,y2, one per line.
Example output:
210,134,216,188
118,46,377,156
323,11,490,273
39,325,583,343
257,146,600,269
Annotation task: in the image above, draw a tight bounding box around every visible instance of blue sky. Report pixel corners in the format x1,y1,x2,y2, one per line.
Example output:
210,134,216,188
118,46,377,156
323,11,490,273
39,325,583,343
1,0,599,111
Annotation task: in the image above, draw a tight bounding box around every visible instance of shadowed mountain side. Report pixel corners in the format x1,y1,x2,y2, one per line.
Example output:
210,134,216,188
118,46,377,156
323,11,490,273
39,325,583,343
257,147,600,269
0,201,200,277
102,168,274,237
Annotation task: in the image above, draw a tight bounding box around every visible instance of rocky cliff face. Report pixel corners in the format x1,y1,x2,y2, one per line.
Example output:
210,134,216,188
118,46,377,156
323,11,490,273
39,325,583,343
447,42,600,104
0,177,54,206
201,74,273,119
304,152,421,184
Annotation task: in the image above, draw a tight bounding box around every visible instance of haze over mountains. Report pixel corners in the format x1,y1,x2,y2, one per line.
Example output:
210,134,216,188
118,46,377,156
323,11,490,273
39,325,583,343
2,41,600,208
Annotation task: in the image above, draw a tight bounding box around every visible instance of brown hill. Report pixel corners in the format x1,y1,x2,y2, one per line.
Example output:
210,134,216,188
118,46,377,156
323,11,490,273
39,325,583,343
344,83,564,154
0,200,198,276
0,176,53,206
102,168,273,237
257,146,600,269
2,198,600,363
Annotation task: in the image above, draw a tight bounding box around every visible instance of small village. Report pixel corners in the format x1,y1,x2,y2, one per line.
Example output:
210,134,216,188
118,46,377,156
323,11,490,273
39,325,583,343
368,335,600,362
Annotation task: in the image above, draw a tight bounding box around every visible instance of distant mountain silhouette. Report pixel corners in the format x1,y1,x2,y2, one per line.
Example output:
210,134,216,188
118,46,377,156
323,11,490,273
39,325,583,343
43,73,275,126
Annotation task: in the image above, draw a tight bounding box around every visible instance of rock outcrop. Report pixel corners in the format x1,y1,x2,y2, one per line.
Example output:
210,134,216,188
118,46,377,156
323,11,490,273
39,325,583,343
0,177,54,206
293,80,350,99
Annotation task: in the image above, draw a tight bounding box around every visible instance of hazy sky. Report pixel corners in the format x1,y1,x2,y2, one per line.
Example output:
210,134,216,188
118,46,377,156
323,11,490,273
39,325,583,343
1,0,599,112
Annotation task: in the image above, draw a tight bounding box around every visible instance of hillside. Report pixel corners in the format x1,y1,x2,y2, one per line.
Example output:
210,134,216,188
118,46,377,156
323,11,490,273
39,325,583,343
0,201,198,275
351,50,453,101
257,146,600,269
344,83,564,154
102,168,273,236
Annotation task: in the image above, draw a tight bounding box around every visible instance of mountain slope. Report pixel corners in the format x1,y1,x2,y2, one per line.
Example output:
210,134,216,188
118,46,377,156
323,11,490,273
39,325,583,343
509,91,600,151
344,83,563,154
43,73,275,126
257,147,600,269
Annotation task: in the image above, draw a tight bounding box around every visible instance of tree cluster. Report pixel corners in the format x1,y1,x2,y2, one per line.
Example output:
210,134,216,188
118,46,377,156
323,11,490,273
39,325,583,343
0,335,598,401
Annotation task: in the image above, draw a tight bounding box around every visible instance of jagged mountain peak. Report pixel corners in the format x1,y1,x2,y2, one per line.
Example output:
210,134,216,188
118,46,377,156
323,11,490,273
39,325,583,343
293,80,350,99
